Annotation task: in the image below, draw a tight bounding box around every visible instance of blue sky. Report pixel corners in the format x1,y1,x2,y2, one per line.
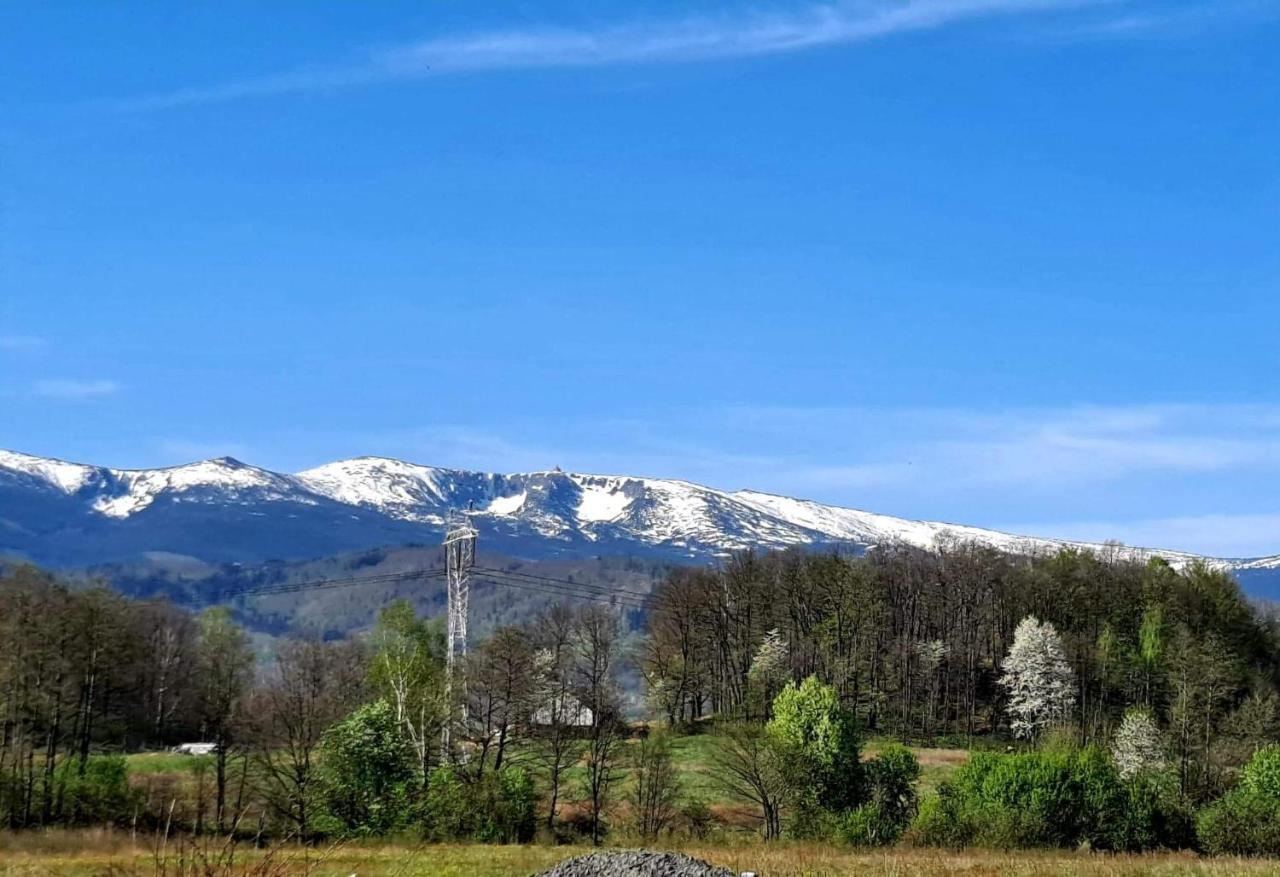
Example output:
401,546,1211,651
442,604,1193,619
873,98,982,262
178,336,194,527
1,1,1278,557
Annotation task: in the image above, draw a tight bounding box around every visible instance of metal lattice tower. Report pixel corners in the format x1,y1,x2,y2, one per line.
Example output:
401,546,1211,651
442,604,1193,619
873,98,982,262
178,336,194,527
442,508,477,753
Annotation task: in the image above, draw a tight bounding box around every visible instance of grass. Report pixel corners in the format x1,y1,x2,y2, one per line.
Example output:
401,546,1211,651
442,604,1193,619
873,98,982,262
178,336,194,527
2,835,1277,877
126,752,213,775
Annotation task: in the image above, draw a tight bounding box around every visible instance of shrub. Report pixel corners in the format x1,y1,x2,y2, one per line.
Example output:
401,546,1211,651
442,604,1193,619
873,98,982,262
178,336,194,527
1198,788,1280,856
1197,745,1280,857
908,787,977,849
865,743,921,838
1115,772,1194,852
56,756,133,825
423,765,537,843
679,799,713,840
1242,744,1280,799
912,746,1188,851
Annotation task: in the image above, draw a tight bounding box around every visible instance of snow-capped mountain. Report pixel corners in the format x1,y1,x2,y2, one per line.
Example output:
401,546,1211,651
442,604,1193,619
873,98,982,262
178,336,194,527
2,449,1276,588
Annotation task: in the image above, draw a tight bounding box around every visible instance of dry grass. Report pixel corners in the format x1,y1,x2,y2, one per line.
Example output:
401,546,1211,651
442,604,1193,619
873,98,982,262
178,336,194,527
2,835,1278,877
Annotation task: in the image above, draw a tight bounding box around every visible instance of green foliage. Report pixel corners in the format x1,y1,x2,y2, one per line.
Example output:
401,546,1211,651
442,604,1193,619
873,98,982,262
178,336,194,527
318,700,413,836
423,765,537,843
1197,787,1280,857
1198,744,1280,857
913,747,1189,851
767,676,863,812
909,787,978,849
851,743,921,845
55,756,134,825
679,799,714,840
1241,744,1280,799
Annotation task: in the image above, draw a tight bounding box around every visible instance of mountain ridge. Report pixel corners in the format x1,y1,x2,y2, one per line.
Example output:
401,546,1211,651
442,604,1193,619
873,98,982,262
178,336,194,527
1,448,1275,579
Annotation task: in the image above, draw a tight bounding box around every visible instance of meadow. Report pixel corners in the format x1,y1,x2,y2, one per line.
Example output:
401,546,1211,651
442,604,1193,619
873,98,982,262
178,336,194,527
3,833,1278,877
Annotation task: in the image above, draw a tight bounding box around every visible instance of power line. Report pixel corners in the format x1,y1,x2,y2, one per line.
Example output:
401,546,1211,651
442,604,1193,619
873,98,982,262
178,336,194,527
209,559,652,610
470,568,650,609
217,568,446,600
473,565,652,601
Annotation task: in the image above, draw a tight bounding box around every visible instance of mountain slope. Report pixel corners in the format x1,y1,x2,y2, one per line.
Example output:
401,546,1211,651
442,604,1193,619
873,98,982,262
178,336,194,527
2,450,1275,588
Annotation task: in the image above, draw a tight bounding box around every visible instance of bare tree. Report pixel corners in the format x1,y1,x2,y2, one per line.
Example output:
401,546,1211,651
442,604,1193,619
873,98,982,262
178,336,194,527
529,605,582,829
248,638,365,839
574,605,624,845
464,625,539,775
711,723,789,840
629,729,681,841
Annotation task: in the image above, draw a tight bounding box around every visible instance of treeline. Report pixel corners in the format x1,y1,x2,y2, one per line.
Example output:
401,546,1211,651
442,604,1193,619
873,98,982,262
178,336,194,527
5,541,1280,851
643,543,1280,800
0,563,628,841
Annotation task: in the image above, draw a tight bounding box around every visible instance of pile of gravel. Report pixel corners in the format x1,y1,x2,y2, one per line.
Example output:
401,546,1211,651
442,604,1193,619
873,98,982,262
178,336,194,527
532,851,737,877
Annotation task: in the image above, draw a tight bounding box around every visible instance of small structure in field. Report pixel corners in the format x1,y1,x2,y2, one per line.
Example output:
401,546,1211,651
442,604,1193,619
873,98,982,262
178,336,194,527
172,742,217,756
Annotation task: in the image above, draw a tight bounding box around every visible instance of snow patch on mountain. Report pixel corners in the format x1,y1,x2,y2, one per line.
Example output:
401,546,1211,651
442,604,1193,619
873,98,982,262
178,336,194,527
1,448,1273,575
487,491,527,516
0,449,99,494
575,479,632,523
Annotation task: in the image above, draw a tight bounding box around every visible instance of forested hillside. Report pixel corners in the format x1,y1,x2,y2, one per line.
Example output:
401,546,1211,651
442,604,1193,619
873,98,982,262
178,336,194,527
4,542,1280,855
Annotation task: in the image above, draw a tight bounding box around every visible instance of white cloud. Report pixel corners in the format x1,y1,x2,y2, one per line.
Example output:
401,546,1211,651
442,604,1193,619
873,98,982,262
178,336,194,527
117,0,1113,110
31,379,122,400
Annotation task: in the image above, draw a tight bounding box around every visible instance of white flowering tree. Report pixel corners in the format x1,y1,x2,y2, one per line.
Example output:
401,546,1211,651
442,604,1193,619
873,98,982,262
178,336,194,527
1112,708,1165,778
747,628,789,718
999,615,1076,740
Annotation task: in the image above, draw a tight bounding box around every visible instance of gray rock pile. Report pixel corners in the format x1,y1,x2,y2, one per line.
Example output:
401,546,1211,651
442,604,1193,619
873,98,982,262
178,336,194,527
532,851,736,877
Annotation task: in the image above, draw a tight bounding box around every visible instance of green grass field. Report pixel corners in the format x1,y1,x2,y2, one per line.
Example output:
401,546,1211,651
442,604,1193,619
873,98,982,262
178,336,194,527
2,834,1276,877
0,743,1255,876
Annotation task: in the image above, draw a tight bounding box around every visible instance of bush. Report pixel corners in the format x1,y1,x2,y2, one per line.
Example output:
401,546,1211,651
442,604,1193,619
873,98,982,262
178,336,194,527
1197,745,1280,857
911,747,1188,851
1198,788,1280,856
865,743,921,839
423,765,537,843
56,756,134,825
679,799,713,840
908,787,977,849
1242,744,1280,799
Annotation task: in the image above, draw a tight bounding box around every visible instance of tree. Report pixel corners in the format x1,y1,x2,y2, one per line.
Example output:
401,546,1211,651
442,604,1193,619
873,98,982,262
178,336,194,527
574,606,623,845
767,675,863,812
528,605,582,830
248,638,365,839
367,601,446,784
747,628,789,720
318,700,413,835
711,723,789,840
194,607,254,832
464,625,539,775
1112,708,1165,779
629,730,681,841
999,616,1075,740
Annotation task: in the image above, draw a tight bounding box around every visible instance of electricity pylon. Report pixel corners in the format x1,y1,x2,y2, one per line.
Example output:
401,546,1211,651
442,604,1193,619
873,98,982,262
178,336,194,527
441,508,477,754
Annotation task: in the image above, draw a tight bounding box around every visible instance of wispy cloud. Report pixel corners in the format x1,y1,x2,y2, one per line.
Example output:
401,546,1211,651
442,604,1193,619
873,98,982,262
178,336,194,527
118,0,1116,110
0,335,46,352
1000,512,1280,559
1048,0,1278,39
31,379,122,400
726,403,1280,491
